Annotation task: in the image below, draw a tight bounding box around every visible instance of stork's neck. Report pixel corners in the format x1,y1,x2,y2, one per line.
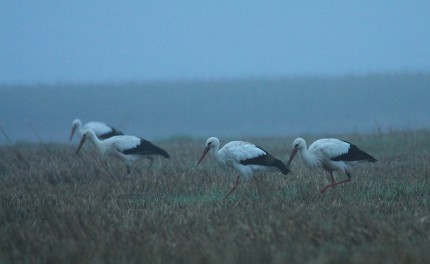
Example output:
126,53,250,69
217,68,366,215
298,146,320,168
88,132,108,154
209,145,223,163
75,121,83,136
76,121,82,129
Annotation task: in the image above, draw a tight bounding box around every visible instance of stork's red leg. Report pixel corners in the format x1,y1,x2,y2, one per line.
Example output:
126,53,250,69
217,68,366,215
146,157,154,174
329,172,336,185
223,175,241,200
253,175,263,197
320,170,352,194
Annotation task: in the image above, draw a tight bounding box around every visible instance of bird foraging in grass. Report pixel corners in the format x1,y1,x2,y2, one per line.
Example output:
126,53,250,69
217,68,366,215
286,137,377,194
76,129,170,176
70,119,123,141
197,137,290,199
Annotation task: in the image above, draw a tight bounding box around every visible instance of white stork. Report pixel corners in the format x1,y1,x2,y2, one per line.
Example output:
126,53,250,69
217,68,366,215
197,137,290,199
69,119,123,141
75,129,170,176
286,138,377,193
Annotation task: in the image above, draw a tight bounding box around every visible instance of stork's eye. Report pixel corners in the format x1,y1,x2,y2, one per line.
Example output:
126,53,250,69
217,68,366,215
295,143,299,148
207,142,212,146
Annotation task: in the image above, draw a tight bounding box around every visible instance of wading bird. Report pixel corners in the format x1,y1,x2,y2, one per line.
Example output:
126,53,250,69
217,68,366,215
69,119,123,141
197,137,290,199
286,138,377,193
76,129,170,176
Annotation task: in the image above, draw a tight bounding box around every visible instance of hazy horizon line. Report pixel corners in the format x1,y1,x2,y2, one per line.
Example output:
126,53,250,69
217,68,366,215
1,70,429,88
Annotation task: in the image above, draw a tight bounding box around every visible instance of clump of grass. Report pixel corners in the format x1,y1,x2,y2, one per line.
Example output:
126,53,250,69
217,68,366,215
0,130,429,263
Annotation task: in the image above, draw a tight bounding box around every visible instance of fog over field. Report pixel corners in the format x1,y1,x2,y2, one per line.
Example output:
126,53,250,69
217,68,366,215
2,2,429,144
1,73,429,144
2,2,430,263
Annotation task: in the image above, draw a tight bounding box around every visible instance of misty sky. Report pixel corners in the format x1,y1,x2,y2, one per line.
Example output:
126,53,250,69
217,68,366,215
1,1,430,84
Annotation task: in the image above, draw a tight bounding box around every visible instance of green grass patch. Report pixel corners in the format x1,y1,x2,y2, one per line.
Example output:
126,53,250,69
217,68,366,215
1,130,430,263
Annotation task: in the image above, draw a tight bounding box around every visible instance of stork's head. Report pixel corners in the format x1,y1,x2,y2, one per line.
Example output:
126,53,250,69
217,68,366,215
197,137,220,165
286,138,306,168
75,129,94,155
292,138,306,151
69,119,82,141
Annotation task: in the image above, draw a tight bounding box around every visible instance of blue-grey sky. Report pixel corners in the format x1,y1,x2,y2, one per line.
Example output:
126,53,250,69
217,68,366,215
1,1,430,84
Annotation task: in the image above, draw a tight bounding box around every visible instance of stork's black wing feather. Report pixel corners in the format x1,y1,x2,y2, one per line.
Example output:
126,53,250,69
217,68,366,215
239,146,290,175
123,138,170,158
331,140,376,162
98,127,123,139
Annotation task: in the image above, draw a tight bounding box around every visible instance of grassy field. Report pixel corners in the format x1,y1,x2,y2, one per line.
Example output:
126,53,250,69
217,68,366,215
1,130,429,263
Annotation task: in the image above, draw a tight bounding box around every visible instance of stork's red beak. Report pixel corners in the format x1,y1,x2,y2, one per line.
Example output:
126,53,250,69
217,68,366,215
75,136,87,155
69,126,76,142
197,146,210,165
286,147,299,168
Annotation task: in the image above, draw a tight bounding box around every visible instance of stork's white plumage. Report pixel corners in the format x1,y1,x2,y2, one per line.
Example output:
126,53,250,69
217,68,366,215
76,129,170,176
286,138,377,193
69,119,123,141
197,137,290,199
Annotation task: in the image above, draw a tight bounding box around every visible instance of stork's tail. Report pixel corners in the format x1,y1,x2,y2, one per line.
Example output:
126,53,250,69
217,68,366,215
367,155,377,163
155,146,170,159
360,149,377,162
274,160,290,175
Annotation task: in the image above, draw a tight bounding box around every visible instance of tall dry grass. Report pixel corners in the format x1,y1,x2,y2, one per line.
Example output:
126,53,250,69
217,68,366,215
0,130,429,263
